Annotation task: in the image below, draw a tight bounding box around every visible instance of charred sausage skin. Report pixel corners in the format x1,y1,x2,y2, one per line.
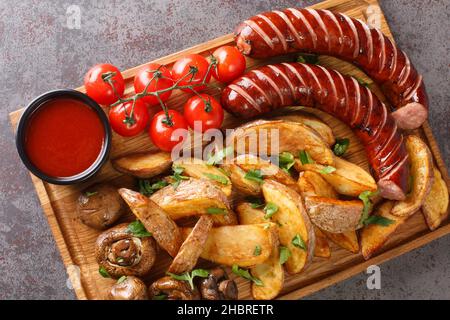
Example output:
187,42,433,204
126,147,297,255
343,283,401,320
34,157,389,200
235,8,428,130
221,62,409,200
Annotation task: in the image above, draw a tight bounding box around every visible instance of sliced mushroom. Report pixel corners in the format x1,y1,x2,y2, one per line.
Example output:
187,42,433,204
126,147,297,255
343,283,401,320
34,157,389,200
95,223,156,278
198,267,238,300
148,276,200,300
77,184,126,230
109,276,148,300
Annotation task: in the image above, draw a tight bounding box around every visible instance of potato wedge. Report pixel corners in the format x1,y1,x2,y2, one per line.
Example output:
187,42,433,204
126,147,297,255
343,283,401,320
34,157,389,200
392,135,434,217
361,201,408,259
304,196,363,233
273,112,335,146
173,159,232,197
297,172,358,254
295,156,377,197
422,168,449,230
181,223,278,267
150,179,237,226
229,119,334,165
236,202,266,224
221,162,261,196
168,215,213,274
297,171,338,199
322,230,359,254
112,151,172,178
262,180,315,274
118,188,182,257
236,202,284,299
314,227,331,258
251,239,284,300
234,154,299,192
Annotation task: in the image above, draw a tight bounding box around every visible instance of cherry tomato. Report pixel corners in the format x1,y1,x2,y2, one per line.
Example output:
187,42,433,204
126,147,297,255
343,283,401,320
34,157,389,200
212,46,246,83
171,54,211,92
84,63,125,105
109,99,149,137
134,63,174,107
149,110,189,151
183,94,224,132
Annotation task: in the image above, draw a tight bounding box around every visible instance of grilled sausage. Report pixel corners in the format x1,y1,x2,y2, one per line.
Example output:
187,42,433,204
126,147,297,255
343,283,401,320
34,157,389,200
234,8,428,130
221,62,409,200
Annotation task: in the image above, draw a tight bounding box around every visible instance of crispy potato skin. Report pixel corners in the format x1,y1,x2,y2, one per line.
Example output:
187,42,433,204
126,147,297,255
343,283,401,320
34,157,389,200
313,227,331,258
295,157,377,197
118,188,182,257
182,223,277,267
168,215,213,274
150,179,237,226
361,201,408,259
304,196,363,233
112,151,172,178
173,159,232,197
422,168,449,230
230,120,333,165
273,112,335,146
392,135,434,217
262,180,315,274
297,171,338,199
322,230,359,254
297,170,357,255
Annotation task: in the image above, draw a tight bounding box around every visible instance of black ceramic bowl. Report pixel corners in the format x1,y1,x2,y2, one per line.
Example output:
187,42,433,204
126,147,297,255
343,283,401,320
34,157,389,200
16,89,111,185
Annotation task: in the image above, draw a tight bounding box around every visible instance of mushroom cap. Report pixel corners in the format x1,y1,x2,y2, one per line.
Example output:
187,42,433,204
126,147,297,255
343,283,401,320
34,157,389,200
148,276,200,300
77,184,126,230
109,276,148,300
95,223,156,278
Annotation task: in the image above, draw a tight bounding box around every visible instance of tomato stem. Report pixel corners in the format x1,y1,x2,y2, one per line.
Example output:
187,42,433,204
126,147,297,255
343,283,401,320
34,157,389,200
110,59,219,122
101,71,121,105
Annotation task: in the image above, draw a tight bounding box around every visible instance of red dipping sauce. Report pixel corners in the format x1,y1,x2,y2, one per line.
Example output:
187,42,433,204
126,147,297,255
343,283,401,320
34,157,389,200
24,98,105,178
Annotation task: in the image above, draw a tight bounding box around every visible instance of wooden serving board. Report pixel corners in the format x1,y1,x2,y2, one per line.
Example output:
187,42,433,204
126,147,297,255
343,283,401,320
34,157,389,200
9,0,450,300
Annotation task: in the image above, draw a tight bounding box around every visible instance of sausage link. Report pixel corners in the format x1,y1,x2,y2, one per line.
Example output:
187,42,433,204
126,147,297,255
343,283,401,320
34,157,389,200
221,62,409,200
235,8,428,130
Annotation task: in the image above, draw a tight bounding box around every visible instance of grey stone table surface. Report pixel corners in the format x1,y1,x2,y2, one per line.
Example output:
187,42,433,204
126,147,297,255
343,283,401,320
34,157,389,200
0,0,448,300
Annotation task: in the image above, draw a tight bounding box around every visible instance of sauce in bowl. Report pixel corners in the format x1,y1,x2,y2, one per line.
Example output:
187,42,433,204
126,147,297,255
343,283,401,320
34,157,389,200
24,98,105,178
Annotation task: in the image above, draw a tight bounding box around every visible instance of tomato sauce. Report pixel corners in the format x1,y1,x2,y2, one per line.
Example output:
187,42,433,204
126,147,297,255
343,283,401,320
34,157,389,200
24,98,105,177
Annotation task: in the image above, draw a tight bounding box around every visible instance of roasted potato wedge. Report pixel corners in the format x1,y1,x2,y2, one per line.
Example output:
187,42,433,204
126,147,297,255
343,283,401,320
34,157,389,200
392,135,434,217
262,180,315,274
150,179,237,226
422,168,449,230
173,159,232,197
236,202,266,225
297,171,338,199
168,215,213,274
233,154,299,192
221,162,261,196
314,227,331,258
322,230,359,254
112,151,172,178
304,196,363,233
251,239,284,300
295,156,377,197
361,201,408,259
236,203,284,299
182,223,278,267
273,112,335,146
118,188,182,257
229,119,334,165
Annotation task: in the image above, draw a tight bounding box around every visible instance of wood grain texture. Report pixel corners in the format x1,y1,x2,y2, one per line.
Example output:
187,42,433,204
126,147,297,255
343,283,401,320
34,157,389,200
9,0,449,300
